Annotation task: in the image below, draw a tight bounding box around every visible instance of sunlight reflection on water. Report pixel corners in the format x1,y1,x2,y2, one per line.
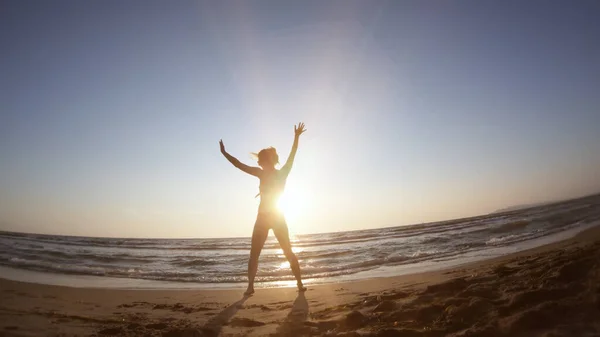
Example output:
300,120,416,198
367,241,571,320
275,247,303,255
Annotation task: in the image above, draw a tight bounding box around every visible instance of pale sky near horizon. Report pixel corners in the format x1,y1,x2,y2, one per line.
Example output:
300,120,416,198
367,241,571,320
1,0,599,238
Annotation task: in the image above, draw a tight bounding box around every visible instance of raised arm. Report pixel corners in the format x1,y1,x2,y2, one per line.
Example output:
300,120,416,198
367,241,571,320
219,140,262,177
281,122,307,175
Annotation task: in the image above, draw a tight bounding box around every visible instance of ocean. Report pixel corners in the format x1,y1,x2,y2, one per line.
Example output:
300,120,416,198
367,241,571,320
1,194,599,289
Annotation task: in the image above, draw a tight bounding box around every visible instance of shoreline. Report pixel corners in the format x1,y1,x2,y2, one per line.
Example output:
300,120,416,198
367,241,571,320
2,223,598,292
1,221,597,291
1,225,599,336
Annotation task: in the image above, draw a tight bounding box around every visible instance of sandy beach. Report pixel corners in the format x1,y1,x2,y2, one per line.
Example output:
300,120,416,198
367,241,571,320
3,0,600,336
0,225,598,337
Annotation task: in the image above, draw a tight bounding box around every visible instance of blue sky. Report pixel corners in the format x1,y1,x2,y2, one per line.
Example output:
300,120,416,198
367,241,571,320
1,0,599,238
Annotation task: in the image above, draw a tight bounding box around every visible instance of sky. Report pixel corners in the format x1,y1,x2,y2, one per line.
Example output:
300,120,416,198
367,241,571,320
1,0,599,238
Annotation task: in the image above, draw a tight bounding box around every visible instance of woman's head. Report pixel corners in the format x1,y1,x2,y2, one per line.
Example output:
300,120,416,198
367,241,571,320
254,147,279,169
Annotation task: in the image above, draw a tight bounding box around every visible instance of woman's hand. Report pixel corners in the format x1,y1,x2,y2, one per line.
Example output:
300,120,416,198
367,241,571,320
294,122,307,137
219,139,226,154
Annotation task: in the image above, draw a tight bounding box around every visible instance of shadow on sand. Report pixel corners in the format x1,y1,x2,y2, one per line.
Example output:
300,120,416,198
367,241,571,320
165,292,308,337
273,292,310,336
200,294,250,337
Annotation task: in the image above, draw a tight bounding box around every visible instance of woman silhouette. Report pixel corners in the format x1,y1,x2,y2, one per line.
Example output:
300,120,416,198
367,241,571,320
219,122,307,295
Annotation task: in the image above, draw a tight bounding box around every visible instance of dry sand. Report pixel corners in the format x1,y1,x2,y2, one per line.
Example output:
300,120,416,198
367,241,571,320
1,226,599,337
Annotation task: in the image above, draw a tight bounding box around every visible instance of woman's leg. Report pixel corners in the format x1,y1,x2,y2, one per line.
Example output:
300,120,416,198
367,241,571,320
246,218,269,295
272,218,305,291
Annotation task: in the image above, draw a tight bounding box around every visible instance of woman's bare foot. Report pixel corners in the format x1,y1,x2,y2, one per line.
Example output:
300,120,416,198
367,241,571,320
297,282,307,292
244,286,255,296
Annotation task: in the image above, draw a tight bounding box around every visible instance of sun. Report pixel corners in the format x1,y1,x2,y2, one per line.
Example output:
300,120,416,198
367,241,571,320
277,185,310,226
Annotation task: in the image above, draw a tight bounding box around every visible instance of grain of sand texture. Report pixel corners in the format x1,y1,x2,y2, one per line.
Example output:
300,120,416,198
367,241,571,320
1,226,599,337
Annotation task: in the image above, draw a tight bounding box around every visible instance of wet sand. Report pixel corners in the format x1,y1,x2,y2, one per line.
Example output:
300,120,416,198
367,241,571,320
1,225,599,337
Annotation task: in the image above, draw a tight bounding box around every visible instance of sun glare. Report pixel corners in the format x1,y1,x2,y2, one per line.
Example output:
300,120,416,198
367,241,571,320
277,185,310,227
